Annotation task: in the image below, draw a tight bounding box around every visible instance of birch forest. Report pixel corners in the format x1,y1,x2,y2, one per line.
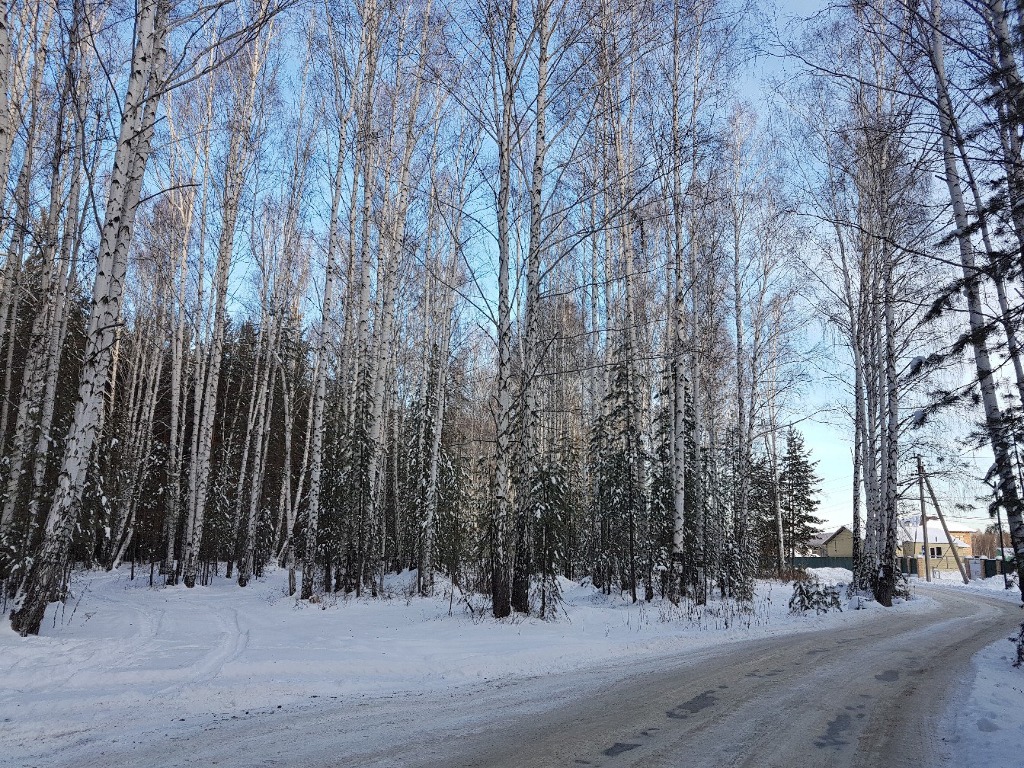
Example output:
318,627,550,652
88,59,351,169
3,0,1024,637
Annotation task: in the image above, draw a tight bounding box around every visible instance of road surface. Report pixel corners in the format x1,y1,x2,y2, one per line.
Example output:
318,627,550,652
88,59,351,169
33,587,1020,768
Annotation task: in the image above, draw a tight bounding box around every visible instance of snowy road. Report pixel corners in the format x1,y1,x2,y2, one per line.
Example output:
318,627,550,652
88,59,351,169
27,585,1016,768
419,587,1018,768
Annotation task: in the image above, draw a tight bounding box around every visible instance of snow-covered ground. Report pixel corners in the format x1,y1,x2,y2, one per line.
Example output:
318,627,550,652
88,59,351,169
923,569,1021,594
801,566,853,585
919,575,1024,766
0,566,948,765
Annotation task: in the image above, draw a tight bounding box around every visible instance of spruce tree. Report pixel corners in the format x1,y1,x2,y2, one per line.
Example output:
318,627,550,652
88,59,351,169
780,429,824,562
747,456,778,570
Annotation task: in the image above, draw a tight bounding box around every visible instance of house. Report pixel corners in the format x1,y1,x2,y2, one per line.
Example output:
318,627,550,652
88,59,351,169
809,526,854,558
900,526,973,574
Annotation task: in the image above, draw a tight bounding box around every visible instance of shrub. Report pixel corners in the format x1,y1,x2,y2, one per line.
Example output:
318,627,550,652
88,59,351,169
789,577,842,615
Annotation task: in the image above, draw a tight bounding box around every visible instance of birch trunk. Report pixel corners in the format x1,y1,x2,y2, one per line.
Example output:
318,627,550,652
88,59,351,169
11,0,164,634
302,130,345,601
668,1,687,597
491,0,517,619
419,265,454,597
876,246,899,606
512,0,550,614
182,28,267,588
927,0,1024,598
110,315,165,571
238,315,278,586
161,141,197,580
360,4,433,592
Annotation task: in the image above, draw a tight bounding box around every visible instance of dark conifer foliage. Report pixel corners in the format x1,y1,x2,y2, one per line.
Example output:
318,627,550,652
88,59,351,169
779,430,824,562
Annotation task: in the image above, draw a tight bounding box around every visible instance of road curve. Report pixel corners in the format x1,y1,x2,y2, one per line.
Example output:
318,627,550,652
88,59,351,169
421,587,1019,768
51,587,1018,768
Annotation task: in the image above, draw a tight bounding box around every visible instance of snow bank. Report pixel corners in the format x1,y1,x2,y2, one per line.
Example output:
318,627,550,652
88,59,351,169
0,567,925,764
920,575,1024,765
910,572,1022,602
939,638,1024,765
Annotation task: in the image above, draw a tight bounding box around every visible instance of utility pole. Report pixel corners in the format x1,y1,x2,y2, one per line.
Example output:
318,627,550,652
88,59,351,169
921,464,970,585
917,456,932,582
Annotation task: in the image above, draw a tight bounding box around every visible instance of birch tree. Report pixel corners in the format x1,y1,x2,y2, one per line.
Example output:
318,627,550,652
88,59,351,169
10,0,287,633
920,0,1024,595
10,0,167,633
181,8,277,589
